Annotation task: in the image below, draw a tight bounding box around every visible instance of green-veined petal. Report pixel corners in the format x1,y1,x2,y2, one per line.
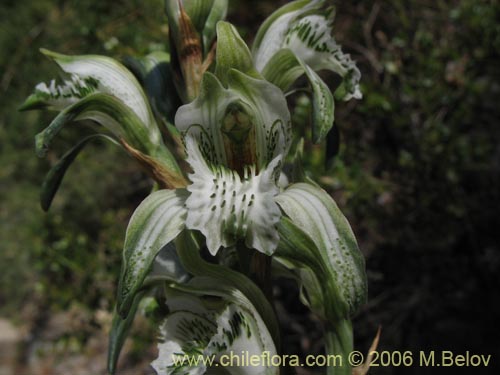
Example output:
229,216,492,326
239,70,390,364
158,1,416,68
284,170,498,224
175,71,291,169
40,49,160,141
253,1,361,101
275,183,367,317
151,289,278,375
215,21,259,86
117,189,188,317
34,93,156,157
262,48,334,143
20,74,98,112
282,14,362,101
252,0,313,70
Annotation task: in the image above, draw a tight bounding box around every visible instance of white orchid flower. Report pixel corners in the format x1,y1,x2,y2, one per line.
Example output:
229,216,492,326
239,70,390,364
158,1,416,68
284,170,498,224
252,0,362,143
112,22,366,375
152,288,278,375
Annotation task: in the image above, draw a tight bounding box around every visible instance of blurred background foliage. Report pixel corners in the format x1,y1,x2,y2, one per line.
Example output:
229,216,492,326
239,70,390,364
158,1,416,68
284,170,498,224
0,0,499,374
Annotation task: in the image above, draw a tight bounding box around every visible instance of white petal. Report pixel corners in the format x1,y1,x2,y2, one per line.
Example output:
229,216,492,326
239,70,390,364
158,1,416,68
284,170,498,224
283,14,362,100
184,137,281,255
152,291,278,375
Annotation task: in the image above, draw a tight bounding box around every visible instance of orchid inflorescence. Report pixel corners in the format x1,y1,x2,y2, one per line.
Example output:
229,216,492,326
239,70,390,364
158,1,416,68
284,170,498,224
22,1,367,374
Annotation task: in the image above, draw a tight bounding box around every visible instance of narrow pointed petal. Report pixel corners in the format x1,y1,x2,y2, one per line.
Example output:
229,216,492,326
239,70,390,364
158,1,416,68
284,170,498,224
215,21,259,86
40,134,118,211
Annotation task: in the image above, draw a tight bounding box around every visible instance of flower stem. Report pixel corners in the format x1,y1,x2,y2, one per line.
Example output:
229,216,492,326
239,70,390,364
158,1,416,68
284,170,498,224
324,318,353,375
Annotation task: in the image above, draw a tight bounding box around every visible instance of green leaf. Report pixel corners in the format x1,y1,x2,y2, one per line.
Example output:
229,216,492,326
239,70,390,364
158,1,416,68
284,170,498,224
215,21,260,86
275,183,367,318
117,189,187,317
40,134,118,212
109,244,189,375
107,290,146,375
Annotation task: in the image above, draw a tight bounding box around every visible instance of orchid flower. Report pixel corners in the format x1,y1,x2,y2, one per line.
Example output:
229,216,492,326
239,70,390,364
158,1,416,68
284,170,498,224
252,0,362,143
25,2,368,375
21,50,186,210
112,22,366,375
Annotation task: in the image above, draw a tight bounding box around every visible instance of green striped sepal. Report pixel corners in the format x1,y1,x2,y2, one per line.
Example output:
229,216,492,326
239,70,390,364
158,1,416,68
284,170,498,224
275,183,367,321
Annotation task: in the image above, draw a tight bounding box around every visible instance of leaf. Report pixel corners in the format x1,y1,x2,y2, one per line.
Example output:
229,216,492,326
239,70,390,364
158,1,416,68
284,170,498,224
117,189,188,317
109,244,190,375
107,290,146,375
275,183,367,318
40,134,118,211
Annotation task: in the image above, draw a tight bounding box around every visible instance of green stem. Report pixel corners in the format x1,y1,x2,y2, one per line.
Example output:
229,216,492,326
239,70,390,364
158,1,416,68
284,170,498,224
324,319,353,375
